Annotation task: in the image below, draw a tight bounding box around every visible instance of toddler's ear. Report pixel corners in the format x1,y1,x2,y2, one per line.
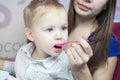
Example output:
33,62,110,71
25,27,34,41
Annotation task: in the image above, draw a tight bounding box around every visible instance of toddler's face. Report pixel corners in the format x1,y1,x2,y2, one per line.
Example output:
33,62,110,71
31,8,68,58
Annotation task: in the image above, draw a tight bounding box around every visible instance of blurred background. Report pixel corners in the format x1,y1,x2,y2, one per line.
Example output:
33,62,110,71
0,0,119,58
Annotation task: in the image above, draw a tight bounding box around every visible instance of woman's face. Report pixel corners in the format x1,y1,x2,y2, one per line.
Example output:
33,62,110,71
73,0,108,18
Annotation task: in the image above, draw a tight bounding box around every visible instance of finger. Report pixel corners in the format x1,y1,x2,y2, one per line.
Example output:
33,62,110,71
78,39,93,57
82,35,89,42
71,43,89,63
69,47,83,64
66,48,76,63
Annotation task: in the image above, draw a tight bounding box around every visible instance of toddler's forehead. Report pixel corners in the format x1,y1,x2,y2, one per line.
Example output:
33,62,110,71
34,5,63,15
33,6,65,21
32,8,67,28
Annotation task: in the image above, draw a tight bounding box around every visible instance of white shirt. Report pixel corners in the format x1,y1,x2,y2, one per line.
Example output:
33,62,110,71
14,43,73,80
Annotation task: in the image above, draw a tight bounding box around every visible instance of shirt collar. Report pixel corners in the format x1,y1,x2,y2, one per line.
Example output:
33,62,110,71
21,42,35,58
20,42,61,69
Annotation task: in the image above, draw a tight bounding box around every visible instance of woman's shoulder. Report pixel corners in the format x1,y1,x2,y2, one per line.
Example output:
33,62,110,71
108,34,120,57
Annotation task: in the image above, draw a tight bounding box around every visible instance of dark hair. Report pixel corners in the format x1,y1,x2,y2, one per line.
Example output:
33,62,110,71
68,0,116,74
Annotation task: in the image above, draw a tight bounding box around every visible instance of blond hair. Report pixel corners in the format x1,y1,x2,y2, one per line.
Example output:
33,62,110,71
24,0,64,28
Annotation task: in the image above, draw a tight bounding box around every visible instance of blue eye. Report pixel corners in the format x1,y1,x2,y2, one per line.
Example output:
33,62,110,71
47,28,53,32
61,26,67,31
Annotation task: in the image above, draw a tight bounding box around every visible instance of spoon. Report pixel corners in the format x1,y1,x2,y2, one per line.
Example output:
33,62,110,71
54,40,77,48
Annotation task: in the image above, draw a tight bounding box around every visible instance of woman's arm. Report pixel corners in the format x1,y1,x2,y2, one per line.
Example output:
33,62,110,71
71,64,93,80
93,57,117,80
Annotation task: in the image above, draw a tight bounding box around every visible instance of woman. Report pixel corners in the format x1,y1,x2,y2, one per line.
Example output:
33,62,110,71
65,0,120,80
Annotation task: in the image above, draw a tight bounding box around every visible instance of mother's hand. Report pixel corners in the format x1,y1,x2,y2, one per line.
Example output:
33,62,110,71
65,38,93,71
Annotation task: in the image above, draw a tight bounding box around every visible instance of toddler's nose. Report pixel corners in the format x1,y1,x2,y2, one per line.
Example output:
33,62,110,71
55,32,62,40
56,35,62,40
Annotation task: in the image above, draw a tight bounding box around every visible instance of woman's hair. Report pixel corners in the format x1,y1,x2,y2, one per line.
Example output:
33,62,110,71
68,0,116,74
24,0,64,28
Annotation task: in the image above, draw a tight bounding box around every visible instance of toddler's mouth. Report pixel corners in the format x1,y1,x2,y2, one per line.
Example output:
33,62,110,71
54,41,77,48
54,44,63,48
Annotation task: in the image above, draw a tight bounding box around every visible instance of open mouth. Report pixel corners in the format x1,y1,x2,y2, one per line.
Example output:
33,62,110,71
54,44,62,48
54,40,77,49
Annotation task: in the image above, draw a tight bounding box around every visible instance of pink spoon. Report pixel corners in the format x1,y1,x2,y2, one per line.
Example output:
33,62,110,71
54,40,77,48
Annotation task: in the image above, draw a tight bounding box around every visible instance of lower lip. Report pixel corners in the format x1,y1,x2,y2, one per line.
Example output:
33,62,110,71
55,48,62,53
